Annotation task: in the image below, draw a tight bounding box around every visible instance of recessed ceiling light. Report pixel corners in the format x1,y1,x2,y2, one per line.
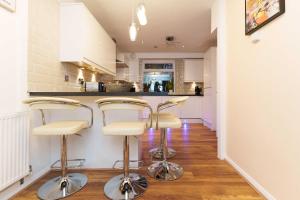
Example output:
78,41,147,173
182,45,185,48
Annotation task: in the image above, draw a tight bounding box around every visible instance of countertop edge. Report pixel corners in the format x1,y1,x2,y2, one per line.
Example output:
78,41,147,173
28,92,203,97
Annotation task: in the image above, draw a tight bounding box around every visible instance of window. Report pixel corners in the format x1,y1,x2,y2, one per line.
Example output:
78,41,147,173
142,60,176,92
144,63,173,70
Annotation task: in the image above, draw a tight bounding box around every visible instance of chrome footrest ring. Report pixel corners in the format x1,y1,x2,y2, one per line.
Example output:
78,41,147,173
112,160,144,170
51,159,86,169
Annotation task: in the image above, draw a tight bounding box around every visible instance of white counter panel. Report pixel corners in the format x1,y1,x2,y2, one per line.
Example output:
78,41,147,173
49,97,141,168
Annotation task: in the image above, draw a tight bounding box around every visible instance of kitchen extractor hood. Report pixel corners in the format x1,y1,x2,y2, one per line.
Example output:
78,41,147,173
116,52,129,68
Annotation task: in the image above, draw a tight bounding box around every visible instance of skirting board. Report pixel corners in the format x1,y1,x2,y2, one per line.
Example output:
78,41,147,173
225,156,276,200
181,118,203,124
203,120,212,129
0,166,51,200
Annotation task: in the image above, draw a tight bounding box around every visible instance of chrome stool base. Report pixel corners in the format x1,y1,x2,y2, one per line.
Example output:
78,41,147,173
104,173,148,200
149,147,176,159
37,173,87,200
147,161,183,181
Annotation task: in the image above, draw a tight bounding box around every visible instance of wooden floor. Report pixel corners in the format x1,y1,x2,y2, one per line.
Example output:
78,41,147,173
12,124,265,200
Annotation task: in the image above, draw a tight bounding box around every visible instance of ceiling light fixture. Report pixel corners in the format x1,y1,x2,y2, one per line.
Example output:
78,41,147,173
136,3,147,26
129,22,137,41
129,0,138,42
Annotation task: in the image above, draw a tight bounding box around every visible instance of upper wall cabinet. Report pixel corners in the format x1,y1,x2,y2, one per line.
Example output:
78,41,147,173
60,2,116,76
184,59,204,82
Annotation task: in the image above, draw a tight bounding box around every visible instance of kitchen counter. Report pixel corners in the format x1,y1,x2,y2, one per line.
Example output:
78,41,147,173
27,92,203,168
29,92,203,97
25,92,203,169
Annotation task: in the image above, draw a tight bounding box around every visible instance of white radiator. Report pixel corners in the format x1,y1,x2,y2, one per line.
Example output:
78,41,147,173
0,112,30,192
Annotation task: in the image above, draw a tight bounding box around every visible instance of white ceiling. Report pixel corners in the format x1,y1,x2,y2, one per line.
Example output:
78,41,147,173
82,0,215,52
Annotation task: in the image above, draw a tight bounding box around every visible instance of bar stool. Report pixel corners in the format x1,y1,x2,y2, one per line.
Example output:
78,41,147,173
149,113,178,159
147,96,188,181
149,97,189,159
96,97,152,200
23,97,93,200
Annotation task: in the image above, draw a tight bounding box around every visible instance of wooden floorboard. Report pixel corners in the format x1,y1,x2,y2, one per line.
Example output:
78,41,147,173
11,124,265,200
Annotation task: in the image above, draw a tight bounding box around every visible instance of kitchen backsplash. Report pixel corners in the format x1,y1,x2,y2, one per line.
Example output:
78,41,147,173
174,59,185,93
184,82,203,94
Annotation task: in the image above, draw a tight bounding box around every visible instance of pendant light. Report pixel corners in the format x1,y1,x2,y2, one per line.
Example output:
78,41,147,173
129,22,137,42
136,3,147,26
129,0,137,41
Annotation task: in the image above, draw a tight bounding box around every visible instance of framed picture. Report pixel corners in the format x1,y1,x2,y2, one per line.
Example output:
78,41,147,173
0,0,16,12
245,0,285,35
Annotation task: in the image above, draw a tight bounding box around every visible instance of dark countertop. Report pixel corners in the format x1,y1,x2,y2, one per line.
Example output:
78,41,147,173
29,92,203,97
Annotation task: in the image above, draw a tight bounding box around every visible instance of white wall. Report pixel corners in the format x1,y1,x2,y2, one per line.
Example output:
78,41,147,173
0,1,52,199
225,0,300,199
211,0,218,33
0,0,27,113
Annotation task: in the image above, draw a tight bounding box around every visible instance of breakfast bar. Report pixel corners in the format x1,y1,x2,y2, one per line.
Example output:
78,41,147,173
28,92,203,169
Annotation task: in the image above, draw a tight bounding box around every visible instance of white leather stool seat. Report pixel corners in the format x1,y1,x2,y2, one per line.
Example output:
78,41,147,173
103,121,146,136
166,96,189,104
33,120,89,136
152,112,174,117
23,97,80,104
148,113,181,129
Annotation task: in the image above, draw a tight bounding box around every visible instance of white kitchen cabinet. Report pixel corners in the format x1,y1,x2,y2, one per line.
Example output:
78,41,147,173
60,2,116,76
203,47,217,130
115,68,129,81
184,59,204,82
116,52,140,82
161,97,181,117
180,97,203,119
128,57,140,82
204,48,216,88
203,54,211,87
202,88,212,125
141,96,203,123
116,53,128,64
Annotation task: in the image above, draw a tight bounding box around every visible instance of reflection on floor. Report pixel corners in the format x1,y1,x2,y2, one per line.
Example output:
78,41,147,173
12,124,264,200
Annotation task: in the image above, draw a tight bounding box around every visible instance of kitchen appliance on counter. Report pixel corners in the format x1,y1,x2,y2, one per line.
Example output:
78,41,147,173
84,82,106,92
99,82,105,92
195,86,202,96
106,80,132,92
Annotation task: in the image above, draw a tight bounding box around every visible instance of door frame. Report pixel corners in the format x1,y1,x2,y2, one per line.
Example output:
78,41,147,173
216,0,227,160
